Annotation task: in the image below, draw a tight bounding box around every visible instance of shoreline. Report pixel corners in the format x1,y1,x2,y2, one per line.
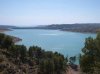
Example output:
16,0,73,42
11,36,22,43
0,29,11,33
0,29,22,43
13,28,97,34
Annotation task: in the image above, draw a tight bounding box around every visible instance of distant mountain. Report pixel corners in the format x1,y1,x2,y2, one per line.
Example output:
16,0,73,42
1,23,100,33
32,23,100,33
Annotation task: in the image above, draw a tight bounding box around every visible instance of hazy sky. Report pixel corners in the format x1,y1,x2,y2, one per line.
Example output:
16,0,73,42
0,0,100,26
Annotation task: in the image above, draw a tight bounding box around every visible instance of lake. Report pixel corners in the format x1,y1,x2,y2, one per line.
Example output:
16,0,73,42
5,29,95,57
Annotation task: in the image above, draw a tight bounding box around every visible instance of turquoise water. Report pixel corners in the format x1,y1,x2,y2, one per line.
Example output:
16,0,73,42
5,29,95,57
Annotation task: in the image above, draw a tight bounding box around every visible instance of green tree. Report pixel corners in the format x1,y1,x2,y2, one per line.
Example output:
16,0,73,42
28,47,33,58
39,59,55,74
0,33,14,49
80,33,100,74
9,45,27,62
19,45,27,62
69,56,76,64
0,33,5,48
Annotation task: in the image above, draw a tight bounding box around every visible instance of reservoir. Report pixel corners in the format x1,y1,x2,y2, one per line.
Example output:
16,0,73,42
5,29,95,57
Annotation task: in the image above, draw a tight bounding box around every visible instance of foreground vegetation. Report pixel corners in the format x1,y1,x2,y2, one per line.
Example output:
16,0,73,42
1,32,100,74
0,33,68,74
80,33,100,74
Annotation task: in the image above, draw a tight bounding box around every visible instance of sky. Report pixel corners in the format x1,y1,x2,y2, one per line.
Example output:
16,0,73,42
0,0,100,26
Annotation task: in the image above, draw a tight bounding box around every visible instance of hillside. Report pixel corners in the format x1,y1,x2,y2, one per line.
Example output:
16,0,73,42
33,23,100,33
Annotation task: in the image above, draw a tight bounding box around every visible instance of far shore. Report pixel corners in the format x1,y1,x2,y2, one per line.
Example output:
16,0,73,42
13,27,97,34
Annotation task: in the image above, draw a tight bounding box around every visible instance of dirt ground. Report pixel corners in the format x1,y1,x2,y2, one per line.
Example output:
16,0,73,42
66,66,81,74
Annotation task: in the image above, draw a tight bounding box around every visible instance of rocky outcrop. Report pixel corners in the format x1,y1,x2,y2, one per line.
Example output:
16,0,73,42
11,36,22,43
